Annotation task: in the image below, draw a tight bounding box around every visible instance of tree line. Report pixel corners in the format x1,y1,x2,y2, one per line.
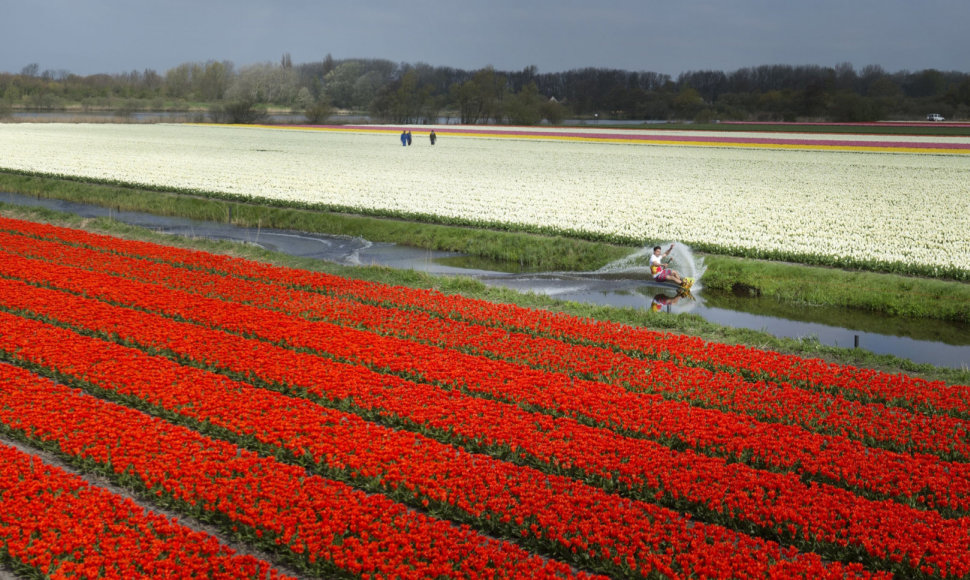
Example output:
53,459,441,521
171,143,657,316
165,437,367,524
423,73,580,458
2,54,968,124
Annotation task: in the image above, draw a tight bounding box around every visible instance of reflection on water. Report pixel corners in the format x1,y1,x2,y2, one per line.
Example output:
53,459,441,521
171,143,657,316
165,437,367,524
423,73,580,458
699,305,970,365
474,275,970,369
705,291,970,346
1,191,967,369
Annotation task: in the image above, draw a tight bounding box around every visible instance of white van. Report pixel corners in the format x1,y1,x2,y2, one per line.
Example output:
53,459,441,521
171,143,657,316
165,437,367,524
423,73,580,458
926,113,945,121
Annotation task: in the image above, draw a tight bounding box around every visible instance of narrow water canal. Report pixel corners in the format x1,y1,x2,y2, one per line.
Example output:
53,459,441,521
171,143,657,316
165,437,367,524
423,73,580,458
2,192,968,370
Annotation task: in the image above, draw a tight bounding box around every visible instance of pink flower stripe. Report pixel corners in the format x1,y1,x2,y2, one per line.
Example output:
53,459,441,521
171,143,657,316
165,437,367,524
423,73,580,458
5,213,954,423
269,124,970,154
718,121,970,129
1,232,969,517
0,265,961,577
0,435,285,580
0,317,852,579
0,363,585,580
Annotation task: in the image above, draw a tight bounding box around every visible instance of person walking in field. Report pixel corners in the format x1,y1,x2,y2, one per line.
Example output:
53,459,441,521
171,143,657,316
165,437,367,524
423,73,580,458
430,130,437,145
400,130,408,146
650,244,688,287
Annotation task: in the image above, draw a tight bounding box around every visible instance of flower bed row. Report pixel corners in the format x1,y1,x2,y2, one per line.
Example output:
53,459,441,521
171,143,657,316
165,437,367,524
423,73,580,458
2,232,970,519
315,124,970,154
0,313,866,579
0,362,585,580
0,428,285,580
0,262,962,576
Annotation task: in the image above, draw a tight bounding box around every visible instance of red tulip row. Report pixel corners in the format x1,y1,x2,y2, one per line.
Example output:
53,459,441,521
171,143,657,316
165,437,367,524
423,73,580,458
3,215,962,419
0,363,586,580
0,314,864,579
0,432,284,579
0,272,958,577
1,240,969,521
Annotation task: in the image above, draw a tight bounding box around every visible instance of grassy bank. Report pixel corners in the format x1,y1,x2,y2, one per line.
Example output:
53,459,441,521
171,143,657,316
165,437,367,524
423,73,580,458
703,255,970,323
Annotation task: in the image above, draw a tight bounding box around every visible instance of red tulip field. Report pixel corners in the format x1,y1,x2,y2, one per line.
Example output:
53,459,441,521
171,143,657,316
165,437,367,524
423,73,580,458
1,214,968,579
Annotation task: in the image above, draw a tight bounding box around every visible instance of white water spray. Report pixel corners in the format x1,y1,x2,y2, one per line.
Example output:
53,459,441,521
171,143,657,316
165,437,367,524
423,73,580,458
596,242,707,289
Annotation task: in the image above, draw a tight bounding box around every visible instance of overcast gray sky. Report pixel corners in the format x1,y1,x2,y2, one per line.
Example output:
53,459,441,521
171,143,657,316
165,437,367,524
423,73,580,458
3,0,967,77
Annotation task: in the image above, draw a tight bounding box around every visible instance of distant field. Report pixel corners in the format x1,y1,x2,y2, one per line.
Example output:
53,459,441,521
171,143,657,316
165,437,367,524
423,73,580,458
283,123,970,151
0,122,968,277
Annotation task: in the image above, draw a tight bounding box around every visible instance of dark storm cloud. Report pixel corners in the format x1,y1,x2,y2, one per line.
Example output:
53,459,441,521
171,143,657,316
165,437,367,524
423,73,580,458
2,0,967,76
